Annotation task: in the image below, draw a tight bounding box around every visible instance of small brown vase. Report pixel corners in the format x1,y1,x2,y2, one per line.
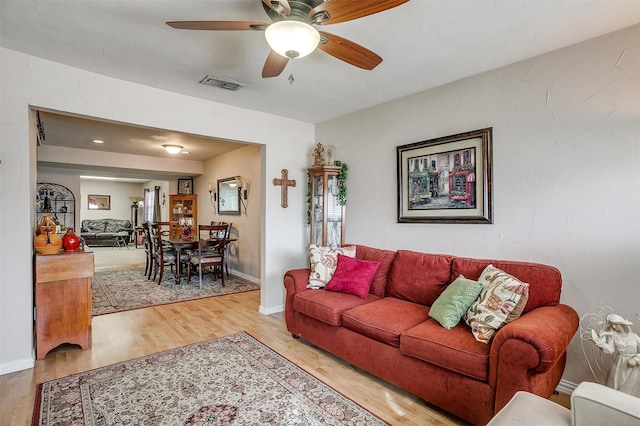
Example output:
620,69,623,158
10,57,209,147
62,227,81,252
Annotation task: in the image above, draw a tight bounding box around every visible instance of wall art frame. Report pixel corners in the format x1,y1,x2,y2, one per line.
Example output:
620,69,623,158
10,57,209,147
397,127,493,224
177,178,193,195
88,194,111,210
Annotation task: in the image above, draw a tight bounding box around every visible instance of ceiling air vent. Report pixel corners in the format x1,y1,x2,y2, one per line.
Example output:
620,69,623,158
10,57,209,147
199,75,245,91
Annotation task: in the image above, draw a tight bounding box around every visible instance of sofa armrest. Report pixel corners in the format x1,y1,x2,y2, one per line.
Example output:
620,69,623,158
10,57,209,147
489,304,579,407
284,268,311,295
283,268,311,334
572,382,640,425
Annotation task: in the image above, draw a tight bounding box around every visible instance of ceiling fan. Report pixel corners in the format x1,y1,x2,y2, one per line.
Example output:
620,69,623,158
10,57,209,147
166,0,409,78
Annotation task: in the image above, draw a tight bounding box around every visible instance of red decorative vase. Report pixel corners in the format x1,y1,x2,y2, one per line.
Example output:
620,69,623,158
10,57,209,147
62,227,81,252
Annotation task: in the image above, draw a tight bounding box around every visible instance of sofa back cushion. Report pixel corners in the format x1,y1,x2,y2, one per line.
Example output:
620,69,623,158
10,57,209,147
104,219,132,233
81,219,107,233
387,250,454,305
354,245,397,298
452,257,562,314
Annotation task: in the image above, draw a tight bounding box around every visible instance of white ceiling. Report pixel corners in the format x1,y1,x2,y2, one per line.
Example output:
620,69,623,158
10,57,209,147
2,0,639,163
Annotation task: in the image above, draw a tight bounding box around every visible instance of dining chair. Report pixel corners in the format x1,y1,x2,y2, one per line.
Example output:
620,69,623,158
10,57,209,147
142,222,154,279
150,223,179,284
156,221,178,248
211,221,233,277
187,224,228,289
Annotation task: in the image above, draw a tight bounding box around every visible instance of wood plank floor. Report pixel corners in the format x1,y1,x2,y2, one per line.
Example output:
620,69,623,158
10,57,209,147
1,289,570,425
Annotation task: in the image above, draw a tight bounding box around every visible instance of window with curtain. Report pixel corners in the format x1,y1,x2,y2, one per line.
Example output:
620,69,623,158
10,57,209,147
143,186,161,223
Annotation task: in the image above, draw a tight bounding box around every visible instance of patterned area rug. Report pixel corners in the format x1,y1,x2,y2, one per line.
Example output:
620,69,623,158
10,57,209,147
33,333,385,425
92,268,259,316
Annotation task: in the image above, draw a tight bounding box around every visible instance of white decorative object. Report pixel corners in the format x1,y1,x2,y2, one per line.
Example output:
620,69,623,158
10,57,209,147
586,309,640,397
326,145,336,166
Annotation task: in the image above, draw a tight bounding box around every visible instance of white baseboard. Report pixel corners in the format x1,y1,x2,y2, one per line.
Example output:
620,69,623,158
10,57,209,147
259,304,284,315
0,355,34,375
229,269,259,284
230,270,281,314
556,379,578,395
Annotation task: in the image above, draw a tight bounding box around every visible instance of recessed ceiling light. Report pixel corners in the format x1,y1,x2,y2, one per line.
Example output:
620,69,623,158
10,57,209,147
92,139,104,144
181,150,190,154
152,135,168,141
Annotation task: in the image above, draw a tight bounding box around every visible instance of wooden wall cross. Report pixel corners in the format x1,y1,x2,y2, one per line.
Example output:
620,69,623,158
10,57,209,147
272,169,296,208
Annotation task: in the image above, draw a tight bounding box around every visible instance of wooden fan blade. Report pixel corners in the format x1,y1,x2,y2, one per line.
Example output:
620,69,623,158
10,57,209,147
262,50,289,78
318,31,382,70
166,21,268,31
262,0,291,15
310,0,408,25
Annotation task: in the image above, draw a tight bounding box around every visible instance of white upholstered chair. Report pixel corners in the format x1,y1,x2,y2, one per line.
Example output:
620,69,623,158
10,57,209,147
487,382,640,426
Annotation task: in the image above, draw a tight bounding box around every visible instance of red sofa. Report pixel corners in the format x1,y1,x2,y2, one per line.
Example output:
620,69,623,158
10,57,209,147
283,245,579,426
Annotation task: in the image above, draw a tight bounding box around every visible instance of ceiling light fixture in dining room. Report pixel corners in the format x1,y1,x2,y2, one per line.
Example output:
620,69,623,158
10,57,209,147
163,144,183,154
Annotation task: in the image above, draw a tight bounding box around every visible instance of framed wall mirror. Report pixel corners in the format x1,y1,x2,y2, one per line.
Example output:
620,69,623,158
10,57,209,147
217,177,240,215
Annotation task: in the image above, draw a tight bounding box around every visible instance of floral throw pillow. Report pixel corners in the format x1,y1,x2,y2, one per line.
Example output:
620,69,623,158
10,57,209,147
464,264,530,343
307,244,356,289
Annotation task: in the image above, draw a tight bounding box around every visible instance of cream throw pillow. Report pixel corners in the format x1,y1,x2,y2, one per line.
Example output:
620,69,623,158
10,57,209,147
464,264,530,343
307,244,356,289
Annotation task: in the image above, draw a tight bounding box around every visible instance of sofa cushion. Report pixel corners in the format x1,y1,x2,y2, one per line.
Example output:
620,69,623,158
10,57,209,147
104,219,132,233
452,257,561,314
429,275,484,329
464,265,530,343
81,219,108,232
342,297,431,347
96,232,117,240
293,290,380,326
307,244,357,289
401,319,490,381
354,245,397,298
325,254,380,299
386,250,454,305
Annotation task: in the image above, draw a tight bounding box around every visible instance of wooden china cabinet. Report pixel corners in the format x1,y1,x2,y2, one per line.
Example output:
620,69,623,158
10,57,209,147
169,194,197,228
309,165,345,247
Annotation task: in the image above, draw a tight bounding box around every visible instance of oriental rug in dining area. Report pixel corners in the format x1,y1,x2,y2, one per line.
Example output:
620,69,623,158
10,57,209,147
92,268,259,316
33,332,385,426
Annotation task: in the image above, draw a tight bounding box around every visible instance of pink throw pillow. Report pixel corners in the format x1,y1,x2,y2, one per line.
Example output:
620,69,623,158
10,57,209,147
325,254,381,299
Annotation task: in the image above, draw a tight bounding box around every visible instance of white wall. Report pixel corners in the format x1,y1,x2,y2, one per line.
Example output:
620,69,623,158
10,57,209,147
0,48,313,374
80,180,145,222
197,144,262,281
316,24,640,387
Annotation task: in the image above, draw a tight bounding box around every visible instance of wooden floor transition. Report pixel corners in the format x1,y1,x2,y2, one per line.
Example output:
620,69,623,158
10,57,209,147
1,289,570,425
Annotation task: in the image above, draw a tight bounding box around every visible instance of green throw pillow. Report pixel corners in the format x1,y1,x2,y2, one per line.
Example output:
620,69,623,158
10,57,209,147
429,275,484,330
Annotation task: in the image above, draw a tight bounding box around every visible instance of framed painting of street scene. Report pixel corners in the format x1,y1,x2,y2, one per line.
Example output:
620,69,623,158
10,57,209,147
397,128,493,223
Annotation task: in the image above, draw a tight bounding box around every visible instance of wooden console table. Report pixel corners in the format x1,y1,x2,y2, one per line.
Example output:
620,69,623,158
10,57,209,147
35,249,94,359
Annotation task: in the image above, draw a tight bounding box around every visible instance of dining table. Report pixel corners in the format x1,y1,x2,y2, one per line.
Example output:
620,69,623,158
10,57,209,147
165,234,239,284
165,235,198,283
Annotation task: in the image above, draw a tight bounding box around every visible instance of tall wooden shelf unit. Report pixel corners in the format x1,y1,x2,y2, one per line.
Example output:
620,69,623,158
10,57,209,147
36,182,76,231
309,165,345,247
35,250,94,359
169,194,197,228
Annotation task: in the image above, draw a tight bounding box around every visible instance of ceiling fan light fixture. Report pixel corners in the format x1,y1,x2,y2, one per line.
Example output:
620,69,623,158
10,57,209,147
163,144,183,154
265,20,320,59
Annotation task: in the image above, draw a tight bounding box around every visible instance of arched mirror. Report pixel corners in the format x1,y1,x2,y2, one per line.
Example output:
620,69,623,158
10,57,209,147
217,177,240,215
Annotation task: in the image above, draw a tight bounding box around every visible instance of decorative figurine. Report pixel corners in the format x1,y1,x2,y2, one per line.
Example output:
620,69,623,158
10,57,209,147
313,143,324,166
590,313,640,397
326,146,336,166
